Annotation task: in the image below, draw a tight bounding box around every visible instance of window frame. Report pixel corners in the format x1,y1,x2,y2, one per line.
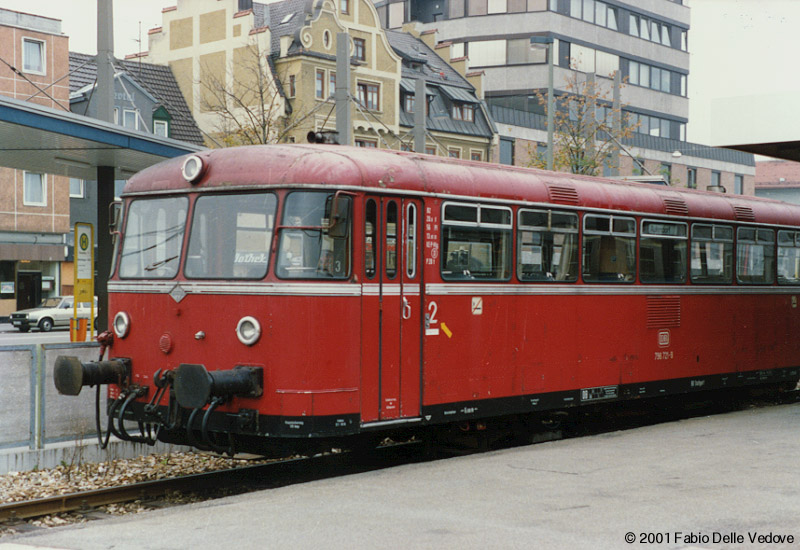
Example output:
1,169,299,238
581,213,637,283
353,37,366,61
690,223,733,284
356,80,380,110
23,171,47,207
517,208,579,283
778,230,800,285
22,37,45,75
639,219,688,284
441,201,513,281
69,178,85,199
736,227,775,285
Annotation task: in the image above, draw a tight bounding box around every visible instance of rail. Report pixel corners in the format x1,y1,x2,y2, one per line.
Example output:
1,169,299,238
0,443,425,523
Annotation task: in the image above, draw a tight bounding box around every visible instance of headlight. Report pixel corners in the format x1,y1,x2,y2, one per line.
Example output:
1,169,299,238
181,155,206,184
236,316,261,346
113,311,131,339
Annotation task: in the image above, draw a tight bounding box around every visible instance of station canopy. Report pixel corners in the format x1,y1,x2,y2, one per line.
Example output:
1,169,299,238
0,94,203,181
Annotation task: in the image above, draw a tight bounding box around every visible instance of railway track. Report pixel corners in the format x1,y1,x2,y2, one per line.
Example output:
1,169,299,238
0,443,425,525
2,389,795,528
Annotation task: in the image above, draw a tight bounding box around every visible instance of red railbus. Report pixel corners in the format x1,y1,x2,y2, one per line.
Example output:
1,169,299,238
55,144,800,455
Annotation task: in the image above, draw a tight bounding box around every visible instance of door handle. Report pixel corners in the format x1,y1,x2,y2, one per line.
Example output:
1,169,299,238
402,297,412,320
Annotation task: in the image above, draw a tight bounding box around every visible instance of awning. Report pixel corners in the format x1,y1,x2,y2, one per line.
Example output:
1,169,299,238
438,85,480,104
0,94,203,181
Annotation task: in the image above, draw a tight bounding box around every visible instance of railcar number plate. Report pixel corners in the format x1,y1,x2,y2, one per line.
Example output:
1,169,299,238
580,385,619,402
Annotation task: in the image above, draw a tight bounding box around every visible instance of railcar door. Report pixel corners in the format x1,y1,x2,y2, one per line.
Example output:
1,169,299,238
362,196,422,422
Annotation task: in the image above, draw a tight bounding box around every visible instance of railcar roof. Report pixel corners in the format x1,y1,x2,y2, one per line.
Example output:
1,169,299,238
125,144,800,226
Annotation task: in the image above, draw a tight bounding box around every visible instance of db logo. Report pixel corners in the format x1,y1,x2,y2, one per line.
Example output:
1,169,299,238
657,329,671,348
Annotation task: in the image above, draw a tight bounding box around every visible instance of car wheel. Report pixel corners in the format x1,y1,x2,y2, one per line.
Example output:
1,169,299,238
38,318,54,332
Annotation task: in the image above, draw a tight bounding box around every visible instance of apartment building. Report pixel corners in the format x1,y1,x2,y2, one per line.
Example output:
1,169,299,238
0,9,70,314
140,0,493,156
375,0,755,193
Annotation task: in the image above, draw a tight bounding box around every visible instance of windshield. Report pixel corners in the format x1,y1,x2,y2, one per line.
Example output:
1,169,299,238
186,193,277,279
119,197,188,279
276,192,351,279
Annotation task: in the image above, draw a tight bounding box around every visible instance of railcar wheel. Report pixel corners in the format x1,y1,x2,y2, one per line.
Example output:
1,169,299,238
38,318,53,332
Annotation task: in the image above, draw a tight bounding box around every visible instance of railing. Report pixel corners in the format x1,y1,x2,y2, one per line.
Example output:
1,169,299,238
0,342,103,450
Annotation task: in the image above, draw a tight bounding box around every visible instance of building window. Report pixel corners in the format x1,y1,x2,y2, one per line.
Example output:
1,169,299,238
452,103,475,122
69,178,85,198
122,109,138,129
154,120,169,137
341,0,350,14
353,37,366,61
470,150,483,161
316,69,325,99
329,71,336,99
448,148,461,158
734,174,743,194
687,167,697,189
355,139,378,148
660,163,672,184
425,146,437,155
22,38,45,74
711,171,721,190
23,172,46,206
404,93,414,113
289,74,296,98
356,81,379,110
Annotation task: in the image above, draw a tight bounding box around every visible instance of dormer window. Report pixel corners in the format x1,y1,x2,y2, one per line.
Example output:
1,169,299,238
452,103,475,122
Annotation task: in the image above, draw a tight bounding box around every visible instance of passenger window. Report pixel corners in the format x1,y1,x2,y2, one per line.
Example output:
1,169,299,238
640,220,688,283
276,191,351,279
777,230,800,285
386,201,398,279
690,224,733,284
737,227,775,284
517,209,578,282
582,214,636,283
365,199,377,279
406,203,417,278
441,202,512,280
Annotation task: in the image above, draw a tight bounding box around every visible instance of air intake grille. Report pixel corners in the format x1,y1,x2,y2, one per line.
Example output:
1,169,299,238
547,184,579,205
662,197,689,216
733,206,756,221
646,295,681,328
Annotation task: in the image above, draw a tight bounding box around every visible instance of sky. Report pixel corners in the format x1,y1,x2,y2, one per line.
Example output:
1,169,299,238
3,0,800,146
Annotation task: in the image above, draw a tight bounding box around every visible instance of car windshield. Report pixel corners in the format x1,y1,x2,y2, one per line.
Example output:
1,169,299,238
39,298,61,308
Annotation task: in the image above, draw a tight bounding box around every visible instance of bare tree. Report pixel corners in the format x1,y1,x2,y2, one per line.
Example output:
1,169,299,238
199,42,290,146
529,72,637,176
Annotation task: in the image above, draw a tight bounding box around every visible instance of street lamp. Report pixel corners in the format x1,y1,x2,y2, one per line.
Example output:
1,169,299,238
530,36,554,171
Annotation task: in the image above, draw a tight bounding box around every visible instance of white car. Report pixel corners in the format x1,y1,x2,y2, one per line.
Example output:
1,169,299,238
10,296,98,333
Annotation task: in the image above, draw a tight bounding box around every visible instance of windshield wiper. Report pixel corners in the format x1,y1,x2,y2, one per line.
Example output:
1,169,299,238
144,255,179,271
